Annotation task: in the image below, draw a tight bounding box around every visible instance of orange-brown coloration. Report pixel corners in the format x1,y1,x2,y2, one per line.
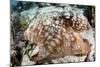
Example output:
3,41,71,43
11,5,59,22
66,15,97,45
24,14,91,62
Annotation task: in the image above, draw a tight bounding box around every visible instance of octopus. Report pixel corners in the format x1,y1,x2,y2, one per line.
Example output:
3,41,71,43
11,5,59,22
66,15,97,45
23,11,93,64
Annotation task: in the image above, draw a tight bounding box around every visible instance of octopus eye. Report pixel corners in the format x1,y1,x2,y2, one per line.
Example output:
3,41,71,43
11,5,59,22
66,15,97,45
60,11,73,20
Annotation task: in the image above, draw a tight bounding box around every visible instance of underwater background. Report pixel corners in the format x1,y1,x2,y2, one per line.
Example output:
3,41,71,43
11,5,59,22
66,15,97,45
10,0,95,67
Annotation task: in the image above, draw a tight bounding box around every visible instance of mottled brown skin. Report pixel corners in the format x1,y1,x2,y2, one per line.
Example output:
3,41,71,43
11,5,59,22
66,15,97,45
24,14,91,63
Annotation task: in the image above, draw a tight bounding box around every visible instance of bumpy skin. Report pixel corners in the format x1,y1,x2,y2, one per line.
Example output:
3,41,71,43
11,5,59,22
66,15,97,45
71,14,88,32
24,12,91,63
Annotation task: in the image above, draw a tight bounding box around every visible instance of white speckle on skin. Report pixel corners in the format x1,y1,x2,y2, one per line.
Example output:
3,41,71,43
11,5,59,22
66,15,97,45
53,39,60,45
44,32,49,37
47,35,52,40
55,20,59,24
50,41,56,47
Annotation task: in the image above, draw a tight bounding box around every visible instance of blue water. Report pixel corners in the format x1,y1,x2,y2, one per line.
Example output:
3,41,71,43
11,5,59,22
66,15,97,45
11,0,17,7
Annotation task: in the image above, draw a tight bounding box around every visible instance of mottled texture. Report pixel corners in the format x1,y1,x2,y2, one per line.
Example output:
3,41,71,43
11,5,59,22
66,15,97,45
10,2,95,66
23,8,94,64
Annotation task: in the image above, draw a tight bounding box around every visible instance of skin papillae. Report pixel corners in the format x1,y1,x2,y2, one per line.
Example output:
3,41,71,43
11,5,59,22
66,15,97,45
24,12,91,64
